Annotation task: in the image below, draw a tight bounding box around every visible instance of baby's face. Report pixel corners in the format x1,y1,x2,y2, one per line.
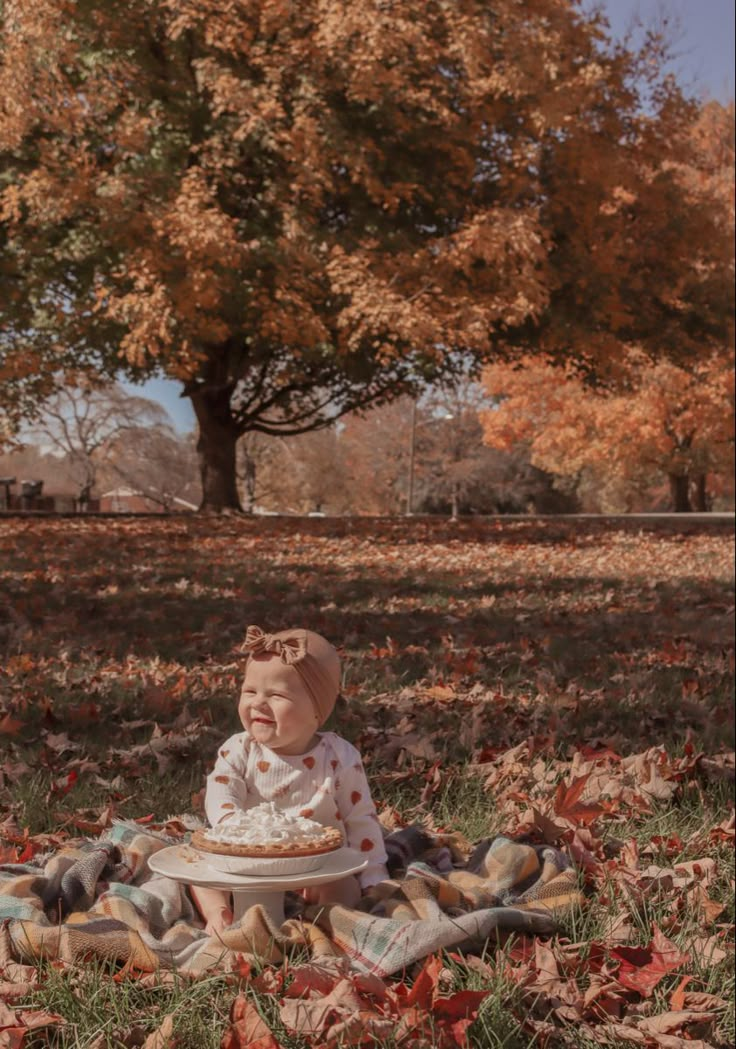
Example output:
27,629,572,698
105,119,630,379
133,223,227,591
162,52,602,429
238,654,319,755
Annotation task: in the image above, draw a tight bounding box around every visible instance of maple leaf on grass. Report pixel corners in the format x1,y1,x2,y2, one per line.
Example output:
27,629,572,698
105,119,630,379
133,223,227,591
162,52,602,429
553,773,608,826
610,924,691,998
637,1008,722,1039
279,977,365,1037
396,956,491,1047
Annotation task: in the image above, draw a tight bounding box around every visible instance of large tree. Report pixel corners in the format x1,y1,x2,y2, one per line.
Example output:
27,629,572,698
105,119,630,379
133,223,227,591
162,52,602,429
481,97,735,513
1,1,731,508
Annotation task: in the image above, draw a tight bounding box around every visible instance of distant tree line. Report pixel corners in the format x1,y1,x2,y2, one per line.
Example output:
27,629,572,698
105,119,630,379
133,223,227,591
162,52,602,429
2,380,732,514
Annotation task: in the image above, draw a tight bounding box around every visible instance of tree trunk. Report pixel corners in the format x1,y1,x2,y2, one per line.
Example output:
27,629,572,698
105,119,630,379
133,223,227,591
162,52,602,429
190,388,242,511
450,481,459,520
690,474,709,512
668,473,692,513
241,454,256,513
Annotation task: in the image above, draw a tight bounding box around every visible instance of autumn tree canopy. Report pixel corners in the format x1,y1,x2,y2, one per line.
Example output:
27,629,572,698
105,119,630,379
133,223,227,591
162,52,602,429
481,98,735,514
480,349,735,512
1,0,731,508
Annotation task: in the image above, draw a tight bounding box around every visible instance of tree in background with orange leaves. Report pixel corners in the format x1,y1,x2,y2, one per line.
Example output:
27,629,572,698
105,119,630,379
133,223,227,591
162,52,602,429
1,2,732,508
480,348,734,512
480,98,734,514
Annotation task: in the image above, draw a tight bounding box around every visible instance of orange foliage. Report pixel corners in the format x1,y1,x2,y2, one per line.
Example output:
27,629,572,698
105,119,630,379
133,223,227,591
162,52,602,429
480,349,735,511
1,3,732,505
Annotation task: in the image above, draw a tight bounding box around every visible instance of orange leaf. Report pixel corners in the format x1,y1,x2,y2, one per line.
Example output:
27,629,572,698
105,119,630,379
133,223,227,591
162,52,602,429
670,975,693,1010
221,995,281,1049
0,714,23,736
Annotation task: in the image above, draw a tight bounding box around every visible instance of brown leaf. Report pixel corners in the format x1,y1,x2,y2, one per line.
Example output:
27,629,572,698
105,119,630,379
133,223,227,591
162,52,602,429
0,982,35,999
586,1021,648,1043
686,883,725,924
687,933,729,967
637,1009,719,1035
142,1013,175,1049
0,714,23,737
279,978,364,1036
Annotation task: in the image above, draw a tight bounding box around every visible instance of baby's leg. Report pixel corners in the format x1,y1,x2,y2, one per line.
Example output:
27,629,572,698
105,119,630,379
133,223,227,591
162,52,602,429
190,885,233,935
305,874,361,908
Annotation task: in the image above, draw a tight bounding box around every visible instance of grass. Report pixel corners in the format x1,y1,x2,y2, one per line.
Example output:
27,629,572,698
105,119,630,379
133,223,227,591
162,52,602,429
0,515,733,1047
19,963,237,1048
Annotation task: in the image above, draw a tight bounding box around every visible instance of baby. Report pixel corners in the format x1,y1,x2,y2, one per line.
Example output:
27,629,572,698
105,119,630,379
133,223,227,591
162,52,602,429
191,625,389,935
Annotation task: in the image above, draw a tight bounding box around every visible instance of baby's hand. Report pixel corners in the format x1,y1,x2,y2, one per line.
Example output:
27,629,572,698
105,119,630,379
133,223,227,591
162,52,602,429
205,905,234,937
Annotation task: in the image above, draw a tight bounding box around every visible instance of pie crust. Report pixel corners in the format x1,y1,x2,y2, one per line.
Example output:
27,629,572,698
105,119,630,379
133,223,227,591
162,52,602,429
191,825,343,859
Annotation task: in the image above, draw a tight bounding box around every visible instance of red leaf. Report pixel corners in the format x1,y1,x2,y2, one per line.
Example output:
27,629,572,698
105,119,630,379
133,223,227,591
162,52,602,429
449,1018,475,1046
404,955,443,1009
610,924,691,997
0,1027,25,1049
432,989,490,1022
17,841,42,863
57,769,78,796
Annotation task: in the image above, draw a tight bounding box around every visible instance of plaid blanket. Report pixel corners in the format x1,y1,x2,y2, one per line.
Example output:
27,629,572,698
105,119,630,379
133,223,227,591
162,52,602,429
0,821,582,979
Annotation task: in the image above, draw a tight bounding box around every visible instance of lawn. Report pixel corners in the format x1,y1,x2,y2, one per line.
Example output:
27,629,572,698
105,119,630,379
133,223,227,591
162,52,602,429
0,515,734,1048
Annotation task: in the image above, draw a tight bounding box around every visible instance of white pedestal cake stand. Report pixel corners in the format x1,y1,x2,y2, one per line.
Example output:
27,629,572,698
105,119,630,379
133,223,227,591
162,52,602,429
148,844,368,927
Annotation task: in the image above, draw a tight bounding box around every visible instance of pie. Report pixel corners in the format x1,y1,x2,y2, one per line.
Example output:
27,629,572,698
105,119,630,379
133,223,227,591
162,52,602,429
191,802,343,875
191,824,343,858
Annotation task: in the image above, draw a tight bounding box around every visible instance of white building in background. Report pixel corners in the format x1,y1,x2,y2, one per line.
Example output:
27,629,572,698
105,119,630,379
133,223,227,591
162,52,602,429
100,486,197,513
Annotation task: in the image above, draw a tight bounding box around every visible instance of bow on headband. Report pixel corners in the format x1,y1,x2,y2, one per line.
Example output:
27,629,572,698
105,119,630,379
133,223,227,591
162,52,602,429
241,625,307,665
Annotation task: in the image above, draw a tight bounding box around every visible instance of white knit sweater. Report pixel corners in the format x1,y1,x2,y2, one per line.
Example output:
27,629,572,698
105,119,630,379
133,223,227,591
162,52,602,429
204,730,389,888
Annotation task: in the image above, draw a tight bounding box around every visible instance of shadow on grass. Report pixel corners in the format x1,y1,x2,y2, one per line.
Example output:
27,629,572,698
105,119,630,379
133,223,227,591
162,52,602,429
2,517,733,754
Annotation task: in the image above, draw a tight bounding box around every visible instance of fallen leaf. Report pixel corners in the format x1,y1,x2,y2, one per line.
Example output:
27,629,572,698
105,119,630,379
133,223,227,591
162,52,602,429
610,925,690,997
687,933,729,967
142,1012,175,1049
637,1009,719,1035
221,995,281,1049
554,774,606,826
279,978,364,1036
0,714,23,737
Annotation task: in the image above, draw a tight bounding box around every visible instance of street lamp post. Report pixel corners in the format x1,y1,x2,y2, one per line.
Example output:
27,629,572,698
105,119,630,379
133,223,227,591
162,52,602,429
406,404,457,517
443,412,459,520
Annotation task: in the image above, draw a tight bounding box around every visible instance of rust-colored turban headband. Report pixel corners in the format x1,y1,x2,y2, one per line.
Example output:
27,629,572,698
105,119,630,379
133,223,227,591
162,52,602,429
240,625,341,726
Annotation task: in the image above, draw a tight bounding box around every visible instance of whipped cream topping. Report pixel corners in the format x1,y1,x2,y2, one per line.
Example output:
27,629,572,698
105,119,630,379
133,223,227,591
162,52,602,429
204,801,327,845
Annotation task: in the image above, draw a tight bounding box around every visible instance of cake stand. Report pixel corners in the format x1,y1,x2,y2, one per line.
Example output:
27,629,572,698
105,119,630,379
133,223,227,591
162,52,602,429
148,844,369,927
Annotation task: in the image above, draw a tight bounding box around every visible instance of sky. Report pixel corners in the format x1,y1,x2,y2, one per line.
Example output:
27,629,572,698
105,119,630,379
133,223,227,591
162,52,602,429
124,0,735,433
601,0,734,100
